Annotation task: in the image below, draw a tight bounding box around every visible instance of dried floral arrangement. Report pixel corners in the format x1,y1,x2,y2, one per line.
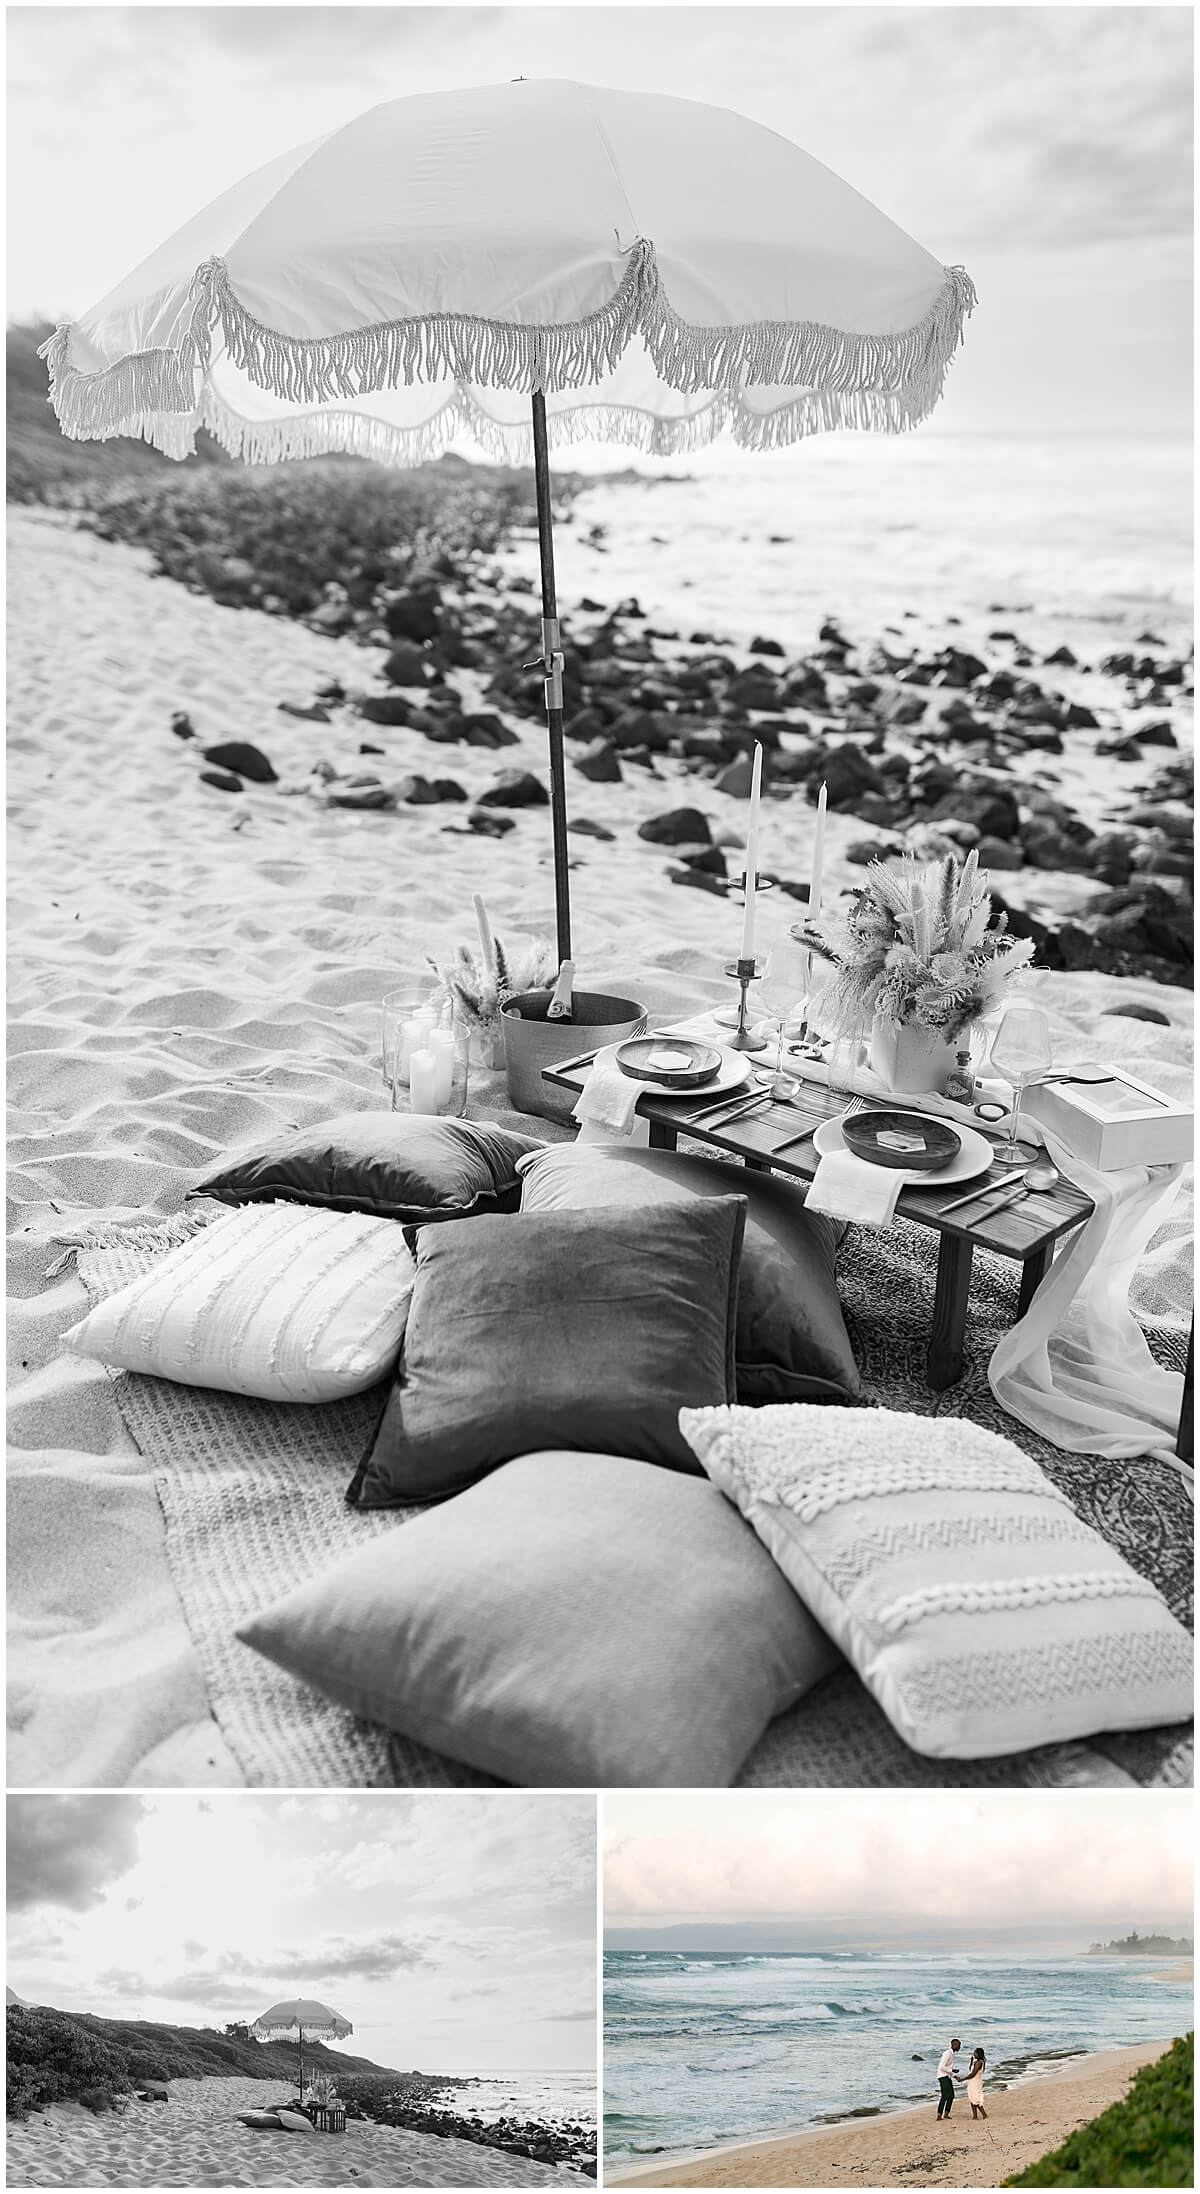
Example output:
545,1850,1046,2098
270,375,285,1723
792,850,1035,1044
430,893,556,1030
307,2072,338,2105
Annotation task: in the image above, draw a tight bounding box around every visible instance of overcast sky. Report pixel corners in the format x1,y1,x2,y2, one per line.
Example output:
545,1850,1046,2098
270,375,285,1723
6,4,1192,437
7,1794,597,2074
604,1791,1195,1945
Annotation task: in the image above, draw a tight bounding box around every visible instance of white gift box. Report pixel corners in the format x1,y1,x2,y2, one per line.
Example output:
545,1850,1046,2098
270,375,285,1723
1022,1070,1193,1173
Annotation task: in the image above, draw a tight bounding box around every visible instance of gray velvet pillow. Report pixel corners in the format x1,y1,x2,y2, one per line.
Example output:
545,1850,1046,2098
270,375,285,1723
239,1451,843,1785
347,1197,747,1508
192,1112,544,1222
519,1142,860,1403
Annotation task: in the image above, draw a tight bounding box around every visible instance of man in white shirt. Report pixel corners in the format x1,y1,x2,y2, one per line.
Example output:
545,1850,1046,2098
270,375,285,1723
936,2039,962,2118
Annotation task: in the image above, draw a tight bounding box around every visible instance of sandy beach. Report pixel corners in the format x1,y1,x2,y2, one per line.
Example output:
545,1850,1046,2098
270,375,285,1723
7,504,1193,1788
606,2039,1176,2188
4,2074,579,2188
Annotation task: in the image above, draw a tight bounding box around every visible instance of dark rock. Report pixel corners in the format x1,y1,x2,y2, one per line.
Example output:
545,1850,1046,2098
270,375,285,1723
575,739,623,783
459,713,519,749
1063,701,1099,729
854,793,908,829
199,768,243,794
928,784,1020,841
569,817,616,841
1126,805,1192,841
360,694,415,726
1096,732,1145,761
679,728,736,764
911,646,988,688
327,783,395,809
714,757,756,797
749,635,786,656
359,742,385,756
668,864,728,896
1012,697,1066,730
728,666,781,709
976,835,1025,870
847,837,903,864
770,742,826,783
1088,832,1137,886
466,810,517,836
476,770,549,808
1043,645,1078,666
1020,823,1096,873
780,667,830,711
170,711,196,740
1136,845,1194,879
1107,1001,1171,1025
678,844,728,876
608,708,674,754
845,680,883,708
819,619,849,645
579,595,607,613
882,692,928,727
939,707,991,743
277,699,332,722
383,642,431,687
1091,882,1193,967
1134,719,1178,747
564,706,609,743
203,740,277,784
819,741,885,810
1017,726,1065,752
382,587,441,643
398,775,467,804
638,807,713,846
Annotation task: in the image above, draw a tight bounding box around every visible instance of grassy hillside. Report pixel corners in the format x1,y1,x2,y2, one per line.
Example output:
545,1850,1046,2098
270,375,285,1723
6,2004,402,2119
1004,2034,1193,2188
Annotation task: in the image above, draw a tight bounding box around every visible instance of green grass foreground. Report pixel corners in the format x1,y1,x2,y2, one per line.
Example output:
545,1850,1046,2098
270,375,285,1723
1004,2034,1193,2188
5,2005,398,2119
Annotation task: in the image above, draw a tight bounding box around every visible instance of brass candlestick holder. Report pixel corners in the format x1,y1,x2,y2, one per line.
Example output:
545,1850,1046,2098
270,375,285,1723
721,956,770,1051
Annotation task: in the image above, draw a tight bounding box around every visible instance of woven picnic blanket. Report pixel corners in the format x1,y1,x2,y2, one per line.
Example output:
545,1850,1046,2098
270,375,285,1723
72,1199,1192,1791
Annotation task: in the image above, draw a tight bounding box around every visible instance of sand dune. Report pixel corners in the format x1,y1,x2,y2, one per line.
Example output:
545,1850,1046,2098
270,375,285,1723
4,2075,577,2188
7,508,1193,1788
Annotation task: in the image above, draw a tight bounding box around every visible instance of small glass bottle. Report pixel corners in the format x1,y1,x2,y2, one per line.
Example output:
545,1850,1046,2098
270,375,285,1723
942,1047,976,1105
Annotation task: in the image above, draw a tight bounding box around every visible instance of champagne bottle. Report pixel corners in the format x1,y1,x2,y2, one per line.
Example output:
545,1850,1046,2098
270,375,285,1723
546,959,576,1021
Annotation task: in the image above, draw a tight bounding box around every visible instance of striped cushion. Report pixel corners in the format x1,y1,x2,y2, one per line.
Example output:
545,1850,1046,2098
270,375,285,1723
63,1203,414,1403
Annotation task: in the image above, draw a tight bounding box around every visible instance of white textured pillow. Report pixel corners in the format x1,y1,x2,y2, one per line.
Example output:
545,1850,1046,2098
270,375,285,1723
681,1404,1194,1758
63,1203,414,1403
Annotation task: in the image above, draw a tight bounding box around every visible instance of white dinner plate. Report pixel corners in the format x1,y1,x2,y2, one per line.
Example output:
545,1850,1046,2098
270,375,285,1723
814,1111,995,1190
590,1045,751,1102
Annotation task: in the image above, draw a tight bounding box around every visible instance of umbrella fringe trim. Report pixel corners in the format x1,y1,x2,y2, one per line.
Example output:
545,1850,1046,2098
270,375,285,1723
39,250,975,446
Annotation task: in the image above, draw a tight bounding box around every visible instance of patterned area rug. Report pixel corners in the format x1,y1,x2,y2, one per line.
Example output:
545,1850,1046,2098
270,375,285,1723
73,1204,1192,1791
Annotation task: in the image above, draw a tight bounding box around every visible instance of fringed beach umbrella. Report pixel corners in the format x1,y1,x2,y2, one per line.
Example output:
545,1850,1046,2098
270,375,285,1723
252,1996,352,2096
41,78,975,959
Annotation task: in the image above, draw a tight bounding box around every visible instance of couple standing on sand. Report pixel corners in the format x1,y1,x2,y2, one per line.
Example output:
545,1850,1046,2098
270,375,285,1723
936,2039,988,2120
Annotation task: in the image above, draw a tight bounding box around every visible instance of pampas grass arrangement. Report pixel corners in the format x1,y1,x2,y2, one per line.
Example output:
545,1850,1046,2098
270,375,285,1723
430,893,556,1033
792,850,1035,1046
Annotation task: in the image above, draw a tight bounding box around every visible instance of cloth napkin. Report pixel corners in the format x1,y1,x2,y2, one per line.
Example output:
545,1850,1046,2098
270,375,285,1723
806,1148,907,1226
571,1044,642,1137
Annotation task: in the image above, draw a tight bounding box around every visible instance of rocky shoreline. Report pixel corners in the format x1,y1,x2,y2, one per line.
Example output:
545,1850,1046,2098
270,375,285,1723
168,547,1193,991
341,2079,597,2175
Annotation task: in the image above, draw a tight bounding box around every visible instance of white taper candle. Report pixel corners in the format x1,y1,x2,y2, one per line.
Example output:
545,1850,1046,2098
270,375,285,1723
739,742,764,961
809,780,828,924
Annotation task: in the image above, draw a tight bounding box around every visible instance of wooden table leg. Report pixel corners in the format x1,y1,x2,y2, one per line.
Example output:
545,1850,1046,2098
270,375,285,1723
647,1120,678,1150
1017,1243,1053,1318
928,1233,974,1390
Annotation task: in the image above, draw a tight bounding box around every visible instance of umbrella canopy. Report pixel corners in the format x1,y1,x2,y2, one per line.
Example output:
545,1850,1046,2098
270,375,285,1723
41,78,975,960
42,77,973,463
252,1998,352,2095
252,1998,353,2042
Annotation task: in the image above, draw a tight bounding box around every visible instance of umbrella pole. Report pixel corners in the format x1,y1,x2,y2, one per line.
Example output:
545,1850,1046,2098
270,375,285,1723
529,389,572,964
298,2025,304,2099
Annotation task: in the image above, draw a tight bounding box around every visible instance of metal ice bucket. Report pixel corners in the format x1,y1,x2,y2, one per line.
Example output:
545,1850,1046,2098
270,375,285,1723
501,989,646,1123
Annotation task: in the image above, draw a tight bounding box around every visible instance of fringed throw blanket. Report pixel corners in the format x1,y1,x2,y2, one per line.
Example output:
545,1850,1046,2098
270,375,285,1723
71,1213,1192,1790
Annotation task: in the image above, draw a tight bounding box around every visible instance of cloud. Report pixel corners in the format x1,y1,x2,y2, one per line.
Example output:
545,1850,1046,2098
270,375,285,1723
294,1931,434,1983
540,2008,596,2023
7,1797,146,1914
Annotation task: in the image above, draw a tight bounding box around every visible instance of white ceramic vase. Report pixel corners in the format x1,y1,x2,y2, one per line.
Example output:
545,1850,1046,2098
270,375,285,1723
870,1018,959,1096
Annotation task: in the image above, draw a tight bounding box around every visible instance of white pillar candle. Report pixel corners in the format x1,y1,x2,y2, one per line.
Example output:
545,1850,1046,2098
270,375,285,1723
408,1047,439,1114
430,1027,456,1107
809,780,828,925
739,742,764,962
397,1004,437,1087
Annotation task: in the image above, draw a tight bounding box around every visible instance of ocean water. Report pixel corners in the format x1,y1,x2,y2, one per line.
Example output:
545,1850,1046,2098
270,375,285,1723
439,2067,596,2130
503,433,1193,665
603,1949,1192,2164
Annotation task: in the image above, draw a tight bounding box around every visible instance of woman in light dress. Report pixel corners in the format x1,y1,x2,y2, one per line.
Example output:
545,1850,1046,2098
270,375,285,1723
965,2046,988,2119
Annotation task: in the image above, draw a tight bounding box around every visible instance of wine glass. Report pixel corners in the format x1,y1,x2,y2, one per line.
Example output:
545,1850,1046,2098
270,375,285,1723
987,1002,1054,1166
753,942,810,1097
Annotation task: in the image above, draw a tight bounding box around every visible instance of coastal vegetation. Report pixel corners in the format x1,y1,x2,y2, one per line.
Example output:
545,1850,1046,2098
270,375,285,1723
4,2005,395,2119
1004,2034,1193,2188
1086,1931,1194,1956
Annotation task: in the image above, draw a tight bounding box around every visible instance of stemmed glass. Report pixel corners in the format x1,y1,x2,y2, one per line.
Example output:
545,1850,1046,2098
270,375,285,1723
753,942,810,1098
987,1002,1054,1166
